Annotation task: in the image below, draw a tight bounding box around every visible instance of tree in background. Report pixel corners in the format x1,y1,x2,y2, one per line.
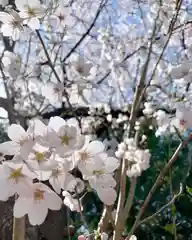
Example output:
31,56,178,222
0,0,191,239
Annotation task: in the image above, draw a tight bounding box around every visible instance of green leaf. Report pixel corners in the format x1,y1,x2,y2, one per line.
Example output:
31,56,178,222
186,186,192,195
163,224,176,235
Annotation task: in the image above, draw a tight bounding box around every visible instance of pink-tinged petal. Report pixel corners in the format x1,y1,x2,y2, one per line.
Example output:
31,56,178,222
78,235,86,240
13,197,30,218
0,141,20,155
48,116,66,133
97,174,116,188
28,201,48,225
44,192,62,210
97,187,117,205
87,141,105,155
8,124,27,142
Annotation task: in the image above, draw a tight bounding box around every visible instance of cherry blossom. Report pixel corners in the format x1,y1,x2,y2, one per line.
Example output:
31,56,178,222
0,124,34,156
76,140,105,172
2,51,21,78
0,161,35,201
47,116,85,156
15,0,46,30
0,10,23,41
14,182,62,225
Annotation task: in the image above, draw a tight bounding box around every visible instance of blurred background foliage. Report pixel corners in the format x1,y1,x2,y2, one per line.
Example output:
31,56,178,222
67,128,192,240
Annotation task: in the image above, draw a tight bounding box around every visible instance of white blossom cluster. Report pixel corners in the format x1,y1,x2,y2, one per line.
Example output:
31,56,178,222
116,138,151,178
0,117,119,225
154,103,192,137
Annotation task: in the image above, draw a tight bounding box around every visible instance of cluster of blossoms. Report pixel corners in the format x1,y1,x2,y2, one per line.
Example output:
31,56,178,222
154,103,192,137
0,117,119,225
116,138,151,178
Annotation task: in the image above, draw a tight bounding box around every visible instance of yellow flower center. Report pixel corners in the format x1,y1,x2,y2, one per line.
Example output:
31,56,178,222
92,170,104,176
34,189,44,200
8,167,23,182
28,7,36,17
60,134,72,145
35,152,44,161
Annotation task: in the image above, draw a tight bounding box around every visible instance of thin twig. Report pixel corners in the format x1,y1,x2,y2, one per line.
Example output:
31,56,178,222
125,134,191,239
138,184,183,225
123,177,137,221
36,30,82,127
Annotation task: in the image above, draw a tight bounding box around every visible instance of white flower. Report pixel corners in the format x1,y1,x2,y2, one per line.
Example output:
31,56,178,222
22,143,55,171
41,82,64,104
2,51,21,78
16,0,46,30
63,191,82,212
48,163,69,194
82,154,119,189
46,4,74,29
0,124,34,156
14,182,62,225
130,235,137,240
126,149,151,178
76,140,105,172
0,10,23,41
0,161,35,201
47,116,85,157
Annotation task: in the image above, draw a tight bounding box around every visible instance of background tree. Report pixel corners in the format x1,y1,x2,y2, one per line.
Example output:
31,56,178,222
0,0,191,240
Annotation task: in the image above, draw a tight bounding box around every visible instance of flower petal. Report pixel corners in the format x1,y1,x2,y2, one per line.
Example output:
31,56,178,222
0,141,20,155
8,124,27,142
14,197,30,218
104,157,120,173
87,141,105,155
44,191,62,210
97,187,117,205
49,177,61,194
28,18,40,30
48,116,66,133
28,202,48,225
